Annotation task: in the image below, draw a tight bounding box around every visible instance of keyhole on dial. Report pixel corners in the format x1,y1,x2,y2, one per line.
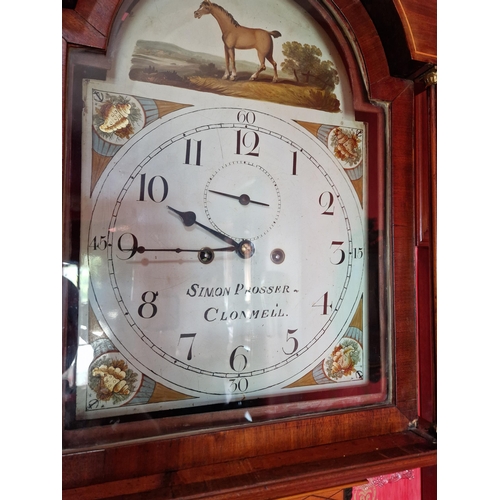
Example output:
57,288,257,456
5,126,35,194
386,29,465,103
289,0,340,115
198,248,215,264
270,248,285,264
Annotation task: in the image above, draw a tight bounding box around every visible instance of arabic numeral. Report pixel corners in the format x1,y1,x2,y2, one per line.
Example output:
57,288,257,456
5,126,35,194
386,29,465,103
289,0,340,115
138,291,159,319
138,174,169,202
229,345,248,372
330,241,346,265
312,292,332,315
90,236,108,251
283,329,299,355
354,247,364,259
236,130,260,156
236,110,256,124
184,139,202,166
178,333,197,361
319,191,335,215
116,233,139,260
291,151,298,175
229,378,249,393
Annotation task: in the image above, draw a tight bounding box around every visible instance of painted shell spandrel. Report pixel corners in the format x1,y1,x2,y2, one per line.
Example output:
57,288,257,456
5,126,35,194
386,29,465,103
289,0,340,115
331,127,362,165
99,102,132,134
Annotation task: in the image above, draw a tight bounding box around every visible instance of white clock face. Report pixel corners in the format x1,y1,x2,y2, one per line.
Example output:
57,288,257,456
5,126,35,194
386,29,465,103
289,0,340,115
84,105,365,410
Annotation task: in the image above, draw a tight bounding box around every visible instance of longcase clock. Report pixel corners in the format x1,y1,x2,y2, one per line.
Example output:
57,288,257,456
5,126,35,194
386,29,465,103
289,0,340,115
62,1,437,498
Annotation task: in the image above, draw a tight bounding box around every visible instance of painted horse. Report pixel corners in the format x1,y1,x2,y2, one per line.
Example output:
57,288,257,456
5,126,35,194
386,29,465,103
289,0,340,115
194,0,281,82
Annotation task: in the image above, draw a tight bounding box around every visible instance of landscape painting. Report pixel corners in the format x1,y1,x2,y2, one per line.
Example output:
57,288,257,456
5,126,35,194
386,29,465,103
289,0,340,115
128,1,343,112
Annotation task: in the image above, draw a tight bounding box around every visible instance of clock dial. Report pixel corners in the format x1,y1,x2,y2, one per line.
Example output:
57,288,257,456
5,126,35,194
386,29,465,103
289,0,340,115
81,103,366,414
203,160,282,241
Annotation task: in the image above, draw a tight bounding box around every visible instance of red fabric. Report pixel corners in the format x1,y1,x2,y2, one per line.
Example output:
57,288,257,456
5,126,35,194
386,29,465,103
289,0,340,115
352,469,421,500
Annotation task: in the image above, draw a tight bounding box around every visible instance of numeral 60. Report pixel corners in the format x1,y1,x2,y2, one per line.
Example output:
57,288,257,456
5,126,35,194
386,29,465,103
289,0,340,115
236,110,256,124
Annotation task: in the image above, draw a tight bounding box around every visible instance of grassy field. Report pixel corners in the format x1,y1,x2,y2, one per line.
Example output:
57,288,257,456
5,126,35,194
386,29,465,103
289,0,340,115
130,67,341,112
188,75,341,112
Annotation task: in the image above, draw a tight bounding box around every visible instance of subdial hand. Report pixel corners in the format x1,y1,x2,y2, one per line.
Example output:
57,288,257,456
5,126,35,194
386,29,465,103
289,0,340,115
208,189,270,207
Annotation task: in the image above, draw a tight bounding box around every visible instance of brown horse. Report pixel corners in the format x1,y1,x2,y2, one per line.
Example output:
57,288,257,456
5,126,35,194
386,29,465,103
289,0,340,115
194,0,281,82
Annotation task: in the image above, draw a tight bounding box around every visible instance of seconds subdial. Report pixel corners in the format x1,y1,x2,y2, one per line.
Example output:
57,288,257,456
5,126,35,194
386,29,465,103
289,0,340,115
203,160,281,241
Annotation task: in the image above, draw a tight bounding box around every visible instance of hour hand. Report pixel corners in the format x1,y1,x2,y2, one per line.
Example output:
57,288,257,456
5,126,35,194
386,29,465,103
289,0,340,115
167,206,239,247
167,206,255,259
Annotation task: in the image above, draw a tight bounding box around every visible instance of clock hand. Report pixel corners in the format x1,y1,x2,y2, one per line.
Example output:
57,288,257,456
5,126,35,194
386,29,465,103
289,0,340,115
208,189,270,207
136,246,236,253
168,206,255,259
168,206,240,247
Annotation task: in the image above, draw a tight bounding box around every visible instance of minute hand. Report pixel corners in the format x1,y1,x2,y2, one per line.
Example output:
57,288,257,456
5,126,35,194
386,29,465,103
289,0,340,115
167,206,239,247
137,246,236,253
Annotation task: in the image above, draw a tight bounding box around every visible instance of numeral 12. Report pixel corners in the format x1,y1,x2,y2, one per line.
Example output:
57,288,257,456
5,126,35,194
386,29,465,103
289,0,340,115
236,130,260,156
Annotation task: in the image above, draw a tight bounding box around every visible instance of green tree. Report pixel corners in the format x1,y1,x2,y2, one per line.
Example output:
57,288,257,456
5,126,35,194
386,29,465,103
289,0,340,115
198,62,221,77
281,41,339,90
